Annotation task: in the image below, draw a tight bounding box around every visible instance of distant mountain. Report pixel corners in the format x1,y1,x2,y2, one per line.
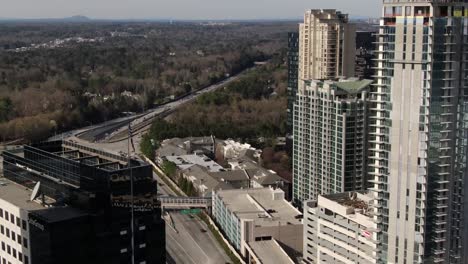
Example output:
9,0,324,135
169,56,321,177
62,15,92,22
0,15,92,23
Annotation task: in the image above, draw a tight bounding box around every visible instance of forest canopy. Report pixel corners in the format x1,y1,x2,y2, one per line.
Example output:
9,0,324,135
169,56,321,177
0,21,295,141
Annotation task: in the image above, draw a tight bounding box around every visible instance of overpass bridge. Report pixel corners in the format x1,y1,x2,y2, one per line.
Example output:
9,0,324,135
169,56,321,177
157,196,211,209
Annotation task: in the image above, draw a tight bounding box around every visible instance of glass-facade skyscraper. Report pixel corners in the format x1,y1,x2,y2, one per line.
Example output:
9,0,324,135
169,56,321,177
1,140,166,264
371,1,468,263
287,32,299,134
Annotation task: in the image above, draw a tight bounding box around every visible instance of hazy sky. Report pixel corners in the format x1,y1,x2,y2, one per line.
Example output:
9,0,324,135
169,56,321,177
0,0,381,20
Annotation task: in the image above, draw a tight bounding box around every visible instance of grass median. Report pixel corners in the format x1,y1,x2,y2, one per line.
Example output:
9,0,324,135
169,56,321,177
152,168,184,196
198,212,242,264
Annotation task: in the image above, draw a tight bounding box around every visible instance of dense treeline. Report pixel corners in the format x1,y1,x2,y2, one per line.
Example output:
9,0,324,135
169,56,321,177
0,22,295,142
140,55,288,156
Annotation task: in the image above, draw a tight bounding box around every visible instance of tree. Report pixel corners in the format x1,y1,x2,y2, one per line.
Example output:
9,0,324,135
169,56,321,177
162,161,177,179
140,134,156,160
0,97,12,122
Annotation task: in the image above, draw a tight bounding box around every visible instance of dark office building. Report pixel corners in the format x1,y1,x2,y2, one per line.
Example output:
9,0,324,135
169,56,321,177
1,140,165,264
355,31,376,79
287,32,299,134
286,32,299,155
355,31,375,51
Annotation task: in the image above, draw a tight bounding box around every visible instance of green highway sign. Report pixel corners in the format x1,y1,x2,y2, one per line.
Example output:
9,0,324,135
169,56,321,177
181,209,201,215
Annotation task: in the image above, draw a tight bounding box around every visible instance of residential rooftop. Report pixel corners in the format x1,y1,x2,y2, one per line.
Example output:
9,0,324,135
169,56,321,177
208,170,250,182
304,78,372,96
321,191,374,218
335,79,373,94
158,136,215,157
166,153,224,172
215,188,302,227
246,167,289,185
182,165,233,194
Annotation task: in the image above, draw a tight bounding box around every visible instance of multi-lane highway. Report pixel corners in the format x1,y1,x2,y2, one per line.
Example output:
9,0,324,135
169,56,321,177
52,65,262,264
154,170,230,264
167,212,230,264
75,64,259,144
66,135,231,264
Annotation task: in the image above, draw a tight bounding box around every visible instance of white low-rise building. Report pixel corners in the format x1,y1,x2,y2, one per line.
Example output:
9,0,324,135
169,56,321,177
212,188,303,262
0,179,45,264
303,192,378,264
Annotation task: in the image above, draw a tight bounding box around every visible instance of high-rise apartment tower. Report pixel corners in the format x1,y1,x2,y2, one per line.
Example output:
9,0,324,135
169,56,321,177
292,78,371,205
299,9,356,82
371,1,468,263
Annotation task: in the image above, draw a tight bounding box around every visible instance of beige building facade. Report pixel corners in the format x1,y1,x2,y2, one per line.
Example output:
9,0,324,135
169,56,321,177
371,1,468,263
299,9,355,82
303,192,378,264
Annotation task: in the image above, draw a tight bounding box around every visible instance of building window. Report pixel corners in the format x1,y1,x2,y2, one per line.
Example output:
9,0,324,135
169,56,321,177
0,209,3,218
16,217,20,228
23,237,28,248
24,255,29,264
120,248,128,253
22,220,27,231
139,226,146,231
120,230,127,235
139,243,146,248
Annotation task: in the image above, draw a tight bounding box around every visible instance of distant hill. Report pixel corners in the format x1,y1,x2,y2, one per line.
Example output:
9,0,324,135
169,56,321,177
62,15,91,22
0,15,92,22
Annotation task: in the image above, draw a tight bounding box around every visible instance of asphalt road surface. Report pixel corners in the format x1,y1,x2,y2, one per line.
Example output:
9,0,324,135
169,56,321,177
66,135,231,264
77,64,258,144
47,64,263,264
154,171,231,264
166,212,231,264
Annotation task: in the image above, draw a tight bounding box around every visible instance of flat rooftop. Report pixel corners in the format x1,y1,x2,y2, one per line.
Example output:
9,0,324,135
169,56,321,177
216,188,302,227
248,240,294,264
0,178,49,211
322,191,374,217
32,206,87,223
166,154,224,172
3,140,147,172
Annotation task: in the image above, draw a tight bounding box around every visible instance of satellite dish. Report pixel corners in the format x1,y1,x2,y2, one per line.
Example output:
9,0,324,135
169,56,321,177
30,182,41,201
349,192,357,200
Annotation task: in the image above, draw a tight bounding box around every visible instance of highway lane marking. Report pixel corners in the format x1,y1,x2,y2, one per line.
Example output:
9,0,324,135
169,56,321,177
166,228,197,264
172,214,212,263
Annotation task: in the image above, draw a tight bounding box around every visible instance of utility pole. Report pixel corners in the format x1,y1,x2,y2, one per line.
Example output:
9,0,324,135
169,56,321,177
128,126,135,264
